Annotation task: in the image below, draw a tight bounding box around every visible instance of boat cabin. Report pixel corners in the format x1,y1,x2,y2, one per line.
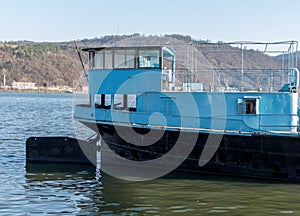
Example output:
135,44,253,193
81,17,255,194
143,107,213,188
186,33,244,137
75,42,300,135
83,46,176,94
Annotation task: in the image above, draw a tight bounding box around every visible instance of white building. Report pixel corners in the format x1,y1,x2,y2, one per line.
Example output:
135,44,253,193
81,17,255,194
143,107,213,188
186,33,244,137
11,82,36,90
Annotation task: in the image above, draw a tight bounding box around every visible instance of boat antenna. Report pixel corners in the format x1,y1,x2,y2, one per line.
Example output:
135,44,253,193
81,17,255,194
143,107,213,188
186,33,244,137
74,40,88,82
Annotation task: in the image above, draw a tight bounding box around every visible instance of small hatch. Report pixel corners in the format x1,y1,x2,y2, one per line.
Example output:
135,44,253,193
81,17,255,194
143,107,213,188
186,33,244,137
237,97,260,114
246,99,256,114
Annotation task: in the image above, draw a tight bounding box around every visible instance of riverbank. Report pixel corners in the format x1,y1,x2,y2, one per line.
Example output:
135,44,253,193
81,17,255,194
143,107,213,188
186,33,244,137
0,87,73,94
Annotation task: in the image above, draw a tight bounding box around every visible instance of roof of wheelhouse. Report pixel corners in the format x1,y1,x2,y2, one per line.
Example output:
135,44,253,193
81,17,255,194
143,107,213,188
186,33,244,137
82,46,175,57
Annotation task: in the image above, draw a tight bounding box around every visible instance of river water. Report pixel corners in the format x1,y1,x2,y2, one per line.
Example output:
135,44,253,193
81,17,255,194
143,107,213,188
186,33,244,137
0,92,300,215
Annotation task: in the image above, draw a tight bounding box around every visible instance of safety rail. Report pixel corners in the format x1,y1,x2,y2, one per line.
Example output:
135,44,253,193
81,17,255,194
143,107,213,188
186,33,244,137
162,40,299,92
172,68,297,92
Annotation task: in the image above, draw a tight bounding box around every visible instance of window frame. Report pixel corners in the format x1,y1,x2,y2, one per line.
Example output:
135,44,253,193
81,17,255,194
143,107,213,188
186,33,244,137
88,47,163,70
138,49,161,69
114,49,136,69
237,97,260,115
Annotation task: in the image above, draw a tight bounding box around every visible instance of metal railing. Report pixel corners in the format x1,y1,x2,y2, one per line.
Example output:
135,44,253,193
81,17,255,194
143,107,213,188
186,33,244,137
173,68,292,92
162,40,298,92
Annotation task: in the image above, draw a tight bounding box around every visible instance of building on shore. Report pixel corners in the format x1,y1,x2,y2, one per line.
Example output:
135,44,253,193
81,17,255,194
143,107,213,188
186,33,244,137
11,82,36,90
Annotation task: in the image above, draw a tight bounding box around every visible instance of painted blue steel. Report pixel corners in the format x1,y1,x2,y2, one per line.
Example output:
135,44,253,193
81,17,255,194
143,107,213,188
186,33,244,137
74,92,298,134
74,45,300,136
88,69,162,95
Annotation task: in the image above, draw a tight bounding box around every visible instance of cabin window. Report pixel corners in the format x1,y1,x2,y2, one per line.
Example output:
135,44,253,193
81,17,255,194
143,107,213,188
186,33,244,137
94,94,111,109
138,50,160,68
94,51,104,69
237,98,259,114
94,94,102,108
104,94,111,108
114,50,126,68
246,99,256,114
89,51,104,69
88,48,165,70
114,49,135,69
125,50,136,68
114,94,126,109
104,50,113,69
89,51,95,69
113,94,137,111
128,94,137,111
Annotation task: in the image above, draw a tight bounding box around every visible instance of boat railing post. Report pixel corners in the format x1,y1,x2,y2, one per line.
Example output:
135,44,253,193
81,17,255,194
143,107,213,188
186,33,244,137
96,136,102,180
240,43,244,92
295,41,298,67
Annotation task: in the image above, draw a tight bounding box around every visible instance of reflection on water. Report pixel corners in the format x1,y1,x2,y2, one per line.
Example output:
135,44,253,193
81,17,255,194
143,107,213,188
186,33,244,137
0,92,300,215
24,164,300,216
25,164,100,215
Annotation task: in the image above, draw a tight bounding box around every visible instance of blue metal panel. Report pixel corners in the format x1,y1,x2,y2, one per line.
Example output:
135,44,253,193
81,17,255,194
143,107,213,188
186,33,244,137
94,109,107,121
74,105,92,120
110,110,130,123
79,90,298,133
89,69,161,94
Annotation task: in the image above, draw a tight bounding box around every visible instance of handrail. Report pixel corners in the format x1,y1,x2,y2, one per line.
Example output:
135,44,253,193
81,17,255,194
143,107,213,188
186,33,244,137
173,68,295,92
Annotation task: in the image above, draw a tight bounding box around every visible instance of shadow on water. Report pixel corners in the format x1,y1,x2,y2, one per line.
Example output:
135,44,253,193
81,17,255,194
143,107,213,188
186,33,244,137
25,163,300,216
164,170,300,185
25,163,95,175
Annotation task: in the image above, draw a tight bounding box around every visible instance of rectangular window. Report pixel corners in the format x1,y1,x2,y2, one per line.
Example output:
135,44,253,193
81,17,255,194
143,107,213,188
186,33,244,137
104,94,111,107
114,50,136,69
125,50,136,68
112,94,137,111
237,98,259,114
94,94,111,109
104,50,113,69
114,94,125,109
138,50,160,68
94,94,102,108
246,99,256,114
128,94,137,111
114,50,126,68
94,51,104,69
89,51,95,69
237,99,245,114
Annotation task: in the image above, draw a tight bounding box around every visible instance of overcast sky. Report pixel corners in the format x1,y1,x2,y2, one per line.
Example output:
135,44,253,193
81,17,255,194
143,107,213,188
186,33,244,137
1,0,300,43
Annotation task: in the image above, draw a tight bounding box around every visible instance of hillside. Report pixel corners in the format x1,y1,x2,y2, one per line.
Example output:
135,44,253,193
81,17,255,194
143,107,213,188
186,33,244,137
0,42,82,87
0,34,299,89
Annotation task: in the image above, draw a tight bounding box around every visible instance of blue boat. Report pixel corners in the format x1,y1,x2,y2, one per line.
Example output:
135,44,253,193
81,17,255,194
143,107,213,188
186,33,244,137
73,41,300,181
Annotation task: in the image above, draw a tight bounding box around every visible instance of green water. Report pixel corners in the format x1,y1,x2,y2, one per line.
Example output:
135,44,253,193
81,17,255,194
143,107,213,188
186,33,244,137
25,164,300,215
1,92,300,215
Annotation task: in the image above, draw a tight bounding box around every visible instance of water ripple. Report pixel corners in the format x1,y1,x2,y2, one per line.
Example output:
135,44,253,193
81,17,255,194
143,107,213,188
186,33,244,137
1,92,300,215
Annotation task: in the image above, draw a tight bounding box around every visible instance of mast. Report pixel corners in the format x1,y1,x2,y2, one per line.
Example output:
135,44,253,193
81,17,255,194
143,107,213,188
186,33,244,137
74,41,88,82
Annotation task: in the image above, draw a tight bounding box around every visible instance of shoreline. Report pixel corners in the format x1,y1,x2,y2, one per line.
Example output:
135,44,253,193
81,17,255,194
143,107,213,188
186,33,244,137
0,88,74,94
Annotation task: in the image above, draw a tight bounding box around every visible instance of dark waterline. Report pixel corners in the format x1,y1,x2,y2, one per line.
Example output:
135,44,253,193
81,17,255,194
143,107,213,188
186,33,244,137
0,92,300,215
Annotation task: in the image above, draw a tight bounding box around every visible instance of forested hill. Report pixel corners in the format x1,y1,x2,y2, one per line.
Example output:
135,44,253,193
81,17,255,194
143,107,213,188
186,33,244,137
0,42,81,87
0,34,299,87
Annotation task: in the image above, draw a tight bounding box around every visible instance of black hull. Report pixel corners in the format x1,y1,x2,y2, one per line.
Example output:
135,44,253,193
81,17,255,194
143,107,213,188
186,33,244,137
85,123,300,181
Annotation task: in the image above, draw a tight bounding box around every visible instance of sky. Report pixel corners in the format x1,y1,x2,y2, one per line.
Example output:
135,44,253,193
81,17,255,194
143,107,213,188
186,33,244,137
1,0,300,43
